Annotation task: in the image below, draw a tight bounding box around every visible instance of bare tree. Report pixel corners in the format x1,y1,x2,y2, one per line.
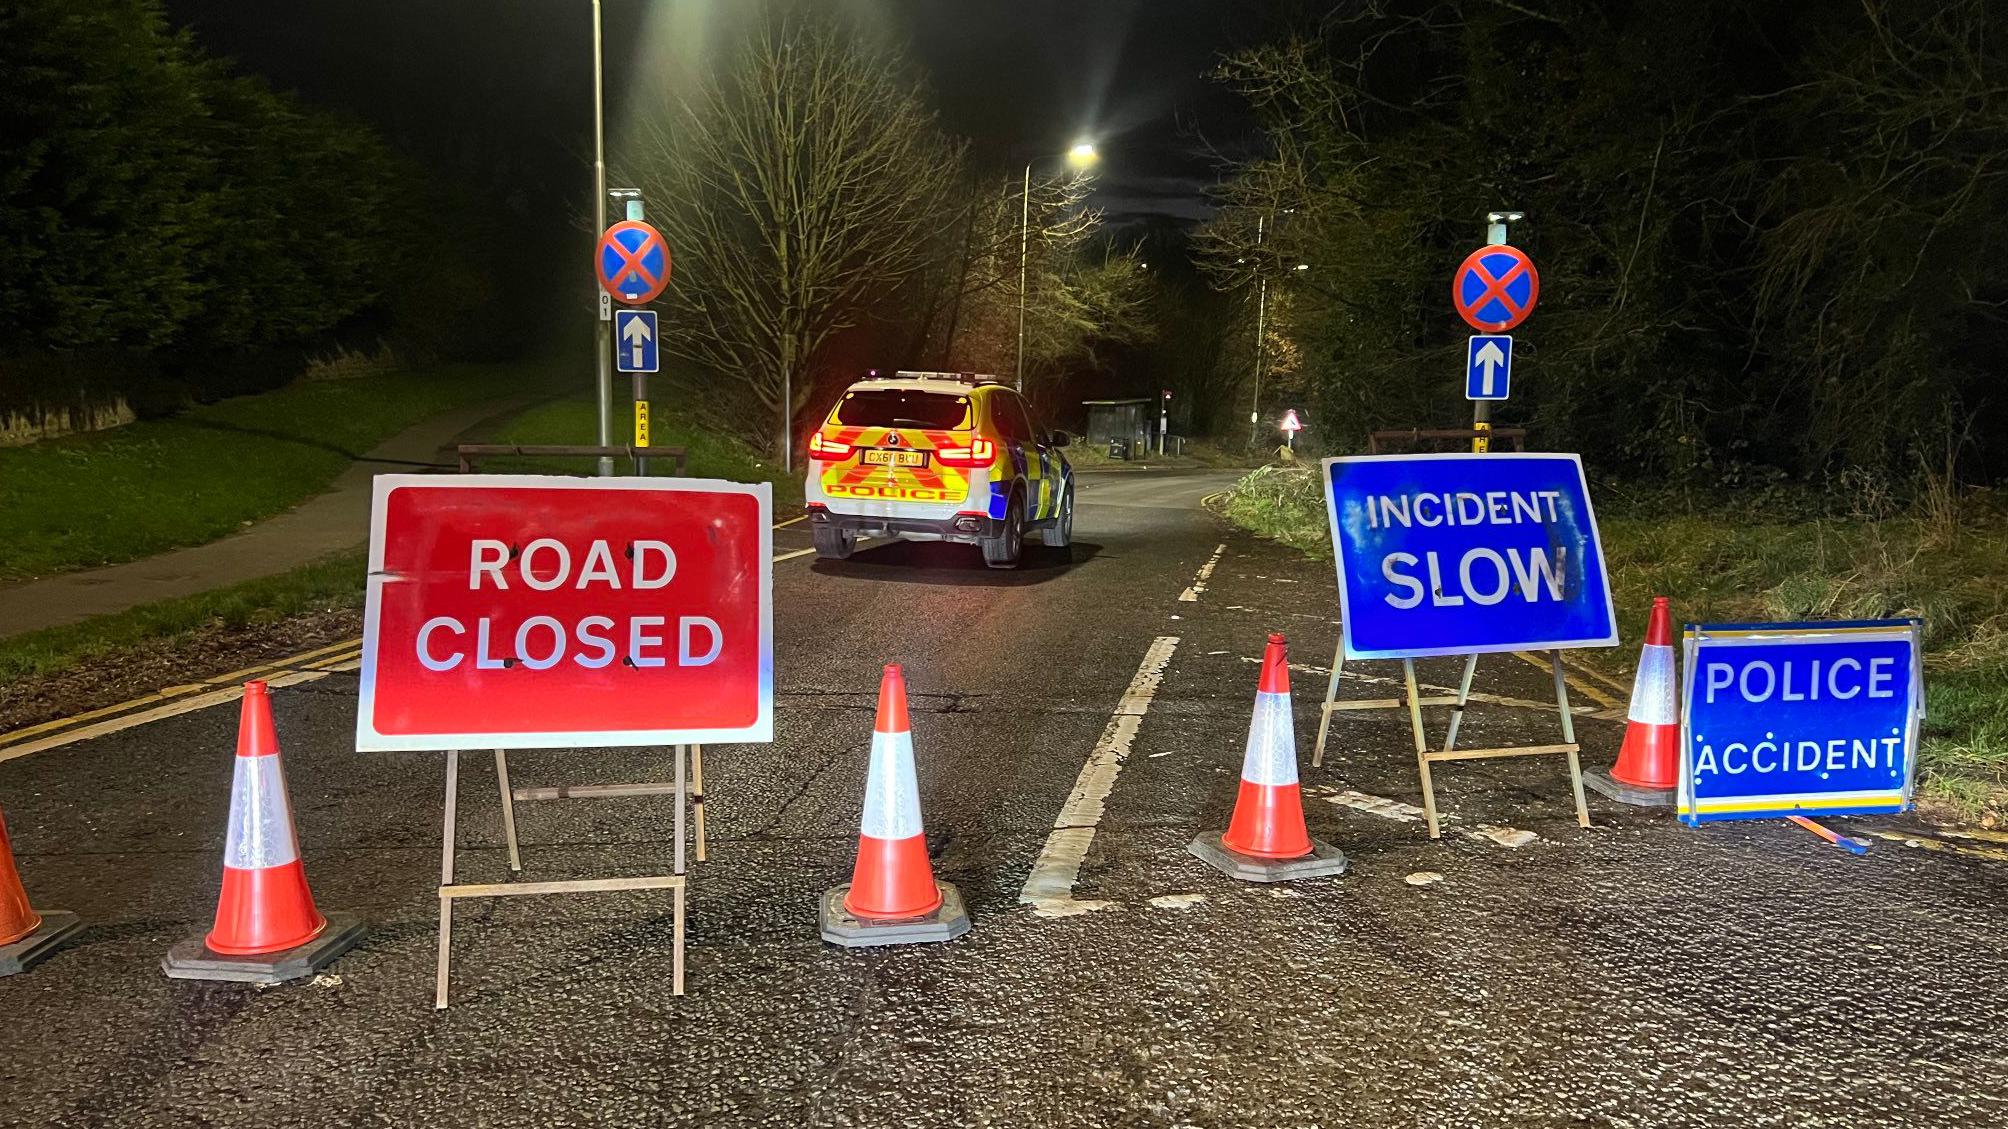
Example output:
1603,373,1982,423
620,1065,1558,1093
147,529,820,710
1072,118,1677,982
624,13,962,470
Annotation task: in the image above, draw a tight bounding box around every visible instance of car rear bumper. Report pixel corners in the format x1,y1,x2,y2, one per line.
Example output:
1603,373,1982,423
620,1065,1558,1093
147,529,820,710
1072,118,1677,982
806,503,999,545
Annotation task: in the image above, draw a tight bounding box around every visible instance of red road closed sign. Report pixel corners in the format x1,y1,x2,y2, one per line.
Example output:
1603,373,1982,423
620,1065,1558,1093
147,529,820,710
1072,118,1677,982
356,476,773,751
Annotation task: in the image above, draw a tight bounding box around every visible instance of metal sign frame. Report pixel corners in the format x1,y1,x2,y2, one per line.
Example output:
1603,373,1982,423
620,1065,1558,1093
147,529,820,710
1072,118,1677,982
1313,450,1618,838
358,472,765,1007
1677,619,1924,826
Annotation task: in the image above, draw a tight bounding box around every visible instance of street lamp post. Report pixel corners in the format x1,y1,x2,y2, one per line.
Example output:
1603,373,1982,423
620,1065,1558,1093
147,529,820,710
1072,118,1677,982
1015,142,1098,390
591,0,614,476
1247,214,1267,448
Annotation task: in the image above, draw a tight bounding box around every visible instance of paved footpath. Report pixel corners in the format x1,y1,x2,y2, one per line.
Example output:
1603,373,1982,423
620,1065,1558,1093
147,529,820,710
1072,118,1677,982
2,469,2004,1126
0,395,541,638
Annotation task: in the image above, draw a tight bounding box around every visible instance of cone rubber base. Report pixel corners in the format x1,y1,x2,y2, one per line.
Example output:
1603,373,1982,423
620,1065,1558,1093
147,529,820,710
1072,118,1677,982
1583,770,1675,809
162,911,364,986
1188,831,1349,883
819,881,969,948
0,910,82,977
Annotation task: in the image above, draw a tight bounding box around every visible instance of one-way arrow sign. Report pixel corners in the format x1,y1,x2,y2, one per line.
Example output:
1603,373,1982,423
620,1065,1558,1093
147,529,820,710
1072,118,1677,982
1465,334,1511,401
615,309,658,374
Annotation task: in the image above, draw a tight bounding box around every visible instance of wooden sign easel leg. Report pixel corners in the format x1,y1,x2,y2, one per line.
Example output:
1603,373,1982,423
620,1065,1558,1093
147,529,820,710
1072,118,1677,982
493,749,522,873
1312,637,1345,768
1402,660,1444,838
673,743,687,995
1551,651,1592,828
1442,653,1481,751
690,744,708,863
436,749,461,1010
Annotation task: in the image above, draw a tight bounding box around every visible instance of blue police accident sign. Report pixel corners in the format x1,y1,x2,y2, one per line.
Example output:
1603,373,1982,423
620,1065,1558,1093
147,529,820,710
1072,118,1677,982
1466,335,1511,400
1678,620,1923,825
1321,453,1618,660
615,309,658,374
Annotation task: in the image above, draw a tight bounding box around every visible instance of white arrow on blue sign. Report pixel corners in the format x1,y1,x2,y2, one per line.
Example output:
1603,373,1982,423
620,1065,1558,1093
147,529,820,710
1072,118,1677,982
1465,334,1511,401
615,310,658,374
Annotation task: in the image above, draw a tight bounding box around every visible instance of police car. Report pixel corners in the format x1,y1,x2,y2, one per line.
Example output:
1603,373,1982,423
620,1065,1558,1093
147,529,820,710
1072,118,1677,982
804,372,1073,568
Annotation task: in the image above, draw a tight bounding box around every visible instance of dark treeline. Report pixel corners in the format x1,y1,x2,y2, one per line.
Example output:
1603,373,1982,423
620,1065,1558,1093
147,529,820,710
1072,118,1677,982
0,0,498,411
1198,0,2008,486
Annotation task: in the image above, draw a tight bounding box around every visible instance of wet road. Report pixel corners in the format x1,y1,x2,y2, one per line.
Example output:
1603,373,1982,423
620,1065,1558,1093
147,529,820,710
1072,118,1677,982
3,468,2006,1127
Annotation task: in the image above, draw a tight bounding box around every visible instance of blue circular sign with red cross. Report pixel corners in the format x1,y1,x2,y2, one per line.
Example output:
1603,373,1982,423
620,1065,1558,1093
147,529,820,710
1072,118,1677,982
1452,244,1539,332
596,220,672,305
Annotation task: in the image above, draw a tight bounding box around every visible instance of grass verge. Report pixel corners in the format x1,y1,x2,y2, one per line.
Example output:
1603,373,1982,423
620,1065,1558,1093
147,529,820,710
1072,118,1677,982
0,549,365,684
1223,462,2008,821
0,361,554,581
0,383,794,687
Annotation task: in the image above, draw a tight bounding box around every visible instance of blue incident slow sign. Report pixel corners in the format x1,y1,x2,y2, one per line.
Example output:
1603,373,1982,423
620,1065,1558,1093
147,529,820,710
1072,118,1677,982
1679,621,1922,824
1321,453,1618,660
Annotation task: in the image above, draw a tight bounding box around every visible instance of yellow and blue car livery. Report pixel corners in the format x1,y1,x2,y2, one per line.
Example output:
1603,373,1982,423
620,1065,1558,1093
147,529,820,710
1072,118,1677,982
804,373,1073,569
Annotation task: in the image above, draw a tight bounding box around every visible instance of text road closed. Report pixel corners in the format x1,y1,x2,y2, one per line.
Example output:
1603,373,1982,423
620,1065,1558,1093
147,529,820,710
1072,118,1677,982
357,475,773,750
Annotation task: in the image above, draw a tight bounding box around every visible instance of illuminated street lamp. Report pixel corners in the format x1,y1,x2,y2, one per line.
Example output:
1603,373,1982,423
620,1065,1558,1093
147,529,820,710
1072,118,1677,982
1017,141,1099,388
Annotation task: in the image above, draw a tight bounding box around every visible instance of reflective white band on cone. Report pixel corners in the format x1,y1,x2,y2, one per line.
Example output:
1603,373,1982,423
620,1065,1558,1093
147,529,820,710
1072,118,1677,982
1239,690,1299,787
222,753,302,870
858,729,924,841
1628,644,1677,726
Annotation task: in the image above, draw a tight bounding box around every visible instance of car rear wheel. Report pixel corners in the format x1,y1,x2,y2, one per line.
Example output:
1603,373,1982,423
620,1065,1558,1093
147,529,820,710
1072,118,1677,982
982,494,1024,569
813,524,856,560
1041,486,1073,562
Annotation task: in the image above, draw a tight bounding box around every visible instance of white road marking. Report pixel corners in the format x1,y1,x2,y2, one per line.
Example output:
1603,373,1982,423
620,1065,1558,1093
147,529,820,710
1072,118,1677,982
1320,790,1545,849
773,514,809,528
1323,790,1429,823
1468,825,1541,849
1020,635,1180,918
1177,543,1226,602
1148,892,1206,910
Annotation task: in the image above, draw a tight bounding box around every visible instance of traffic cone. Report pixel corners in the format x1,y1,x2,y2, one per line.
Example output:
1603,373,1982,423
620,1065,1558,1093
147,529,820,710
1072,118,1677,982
819,664,969,947
1585,597,1680,807
1189,634,1349,882
163,681,364,985
0,806,82,976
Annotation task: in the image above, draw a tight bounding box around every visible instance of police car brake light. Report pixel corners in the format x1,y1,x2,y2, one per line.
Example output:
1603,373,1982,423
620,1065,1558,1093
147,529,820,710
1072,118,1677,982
935,437,996,467
808,432,853,460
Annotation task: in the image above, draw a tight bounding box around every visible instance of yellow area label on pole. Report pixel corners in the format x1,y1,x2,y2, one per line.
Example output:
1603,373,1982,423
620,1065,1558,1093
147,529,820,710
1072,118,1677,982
634,400,650,447
1472,419,1492,454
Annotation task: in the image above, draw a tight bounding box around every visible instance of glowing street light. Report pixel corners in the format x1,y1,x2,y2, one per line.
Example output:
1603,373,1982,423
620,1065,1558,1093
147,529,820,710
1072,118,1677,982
1018,140,1100,388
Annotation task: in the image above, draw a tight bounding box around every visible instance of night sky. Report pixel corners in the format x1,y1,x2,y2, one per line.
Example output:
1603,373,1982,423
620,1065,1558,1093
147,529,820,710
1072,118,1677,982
165,0,1276,231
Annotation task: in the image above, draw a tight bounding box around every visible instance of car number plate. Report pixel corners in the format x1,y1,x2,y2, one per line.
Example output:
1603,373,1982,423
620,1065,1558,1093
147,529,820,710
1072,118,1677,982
863,449,928,467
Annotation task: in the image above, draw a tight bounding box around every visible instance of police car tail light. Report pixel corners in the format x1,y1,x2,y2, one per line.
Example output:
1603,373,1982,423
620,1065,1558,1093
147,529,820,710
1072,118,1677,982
808,432,853,460
935,438,995,467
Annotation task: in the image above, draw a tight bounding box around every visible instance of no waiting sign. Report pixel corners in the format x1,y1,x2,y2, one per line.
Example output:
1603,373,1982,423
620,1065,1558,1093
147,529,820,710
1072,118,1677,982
356,475,773,751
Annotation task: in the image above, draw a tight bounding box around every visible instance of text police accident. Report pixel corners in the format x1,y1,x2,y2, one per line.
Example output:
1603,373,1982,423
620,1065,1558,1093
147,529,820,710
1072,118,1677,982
1679,621,1922,823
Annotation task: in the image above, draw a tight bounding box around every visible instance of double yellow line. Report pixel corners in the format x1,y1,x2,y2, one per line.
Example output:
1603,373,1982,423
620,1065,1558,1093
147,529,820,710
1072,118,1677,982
2,512,826,761
0,637,363,763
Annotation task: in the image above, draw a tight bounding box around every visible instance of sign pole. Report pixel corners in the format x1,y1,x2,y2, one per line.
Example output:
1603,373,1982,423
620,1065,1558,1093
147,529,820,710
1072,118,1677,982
615,193,651,475
1472,211,1522,453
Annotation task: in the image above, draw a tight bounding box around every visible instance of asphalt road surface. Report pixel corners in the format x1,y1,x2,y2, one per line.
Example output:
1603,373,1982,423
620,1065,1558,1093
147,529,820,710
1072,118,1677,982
3,469,2005,1127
